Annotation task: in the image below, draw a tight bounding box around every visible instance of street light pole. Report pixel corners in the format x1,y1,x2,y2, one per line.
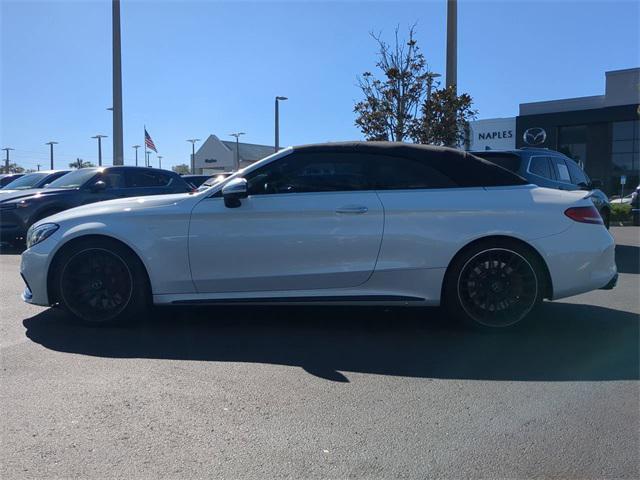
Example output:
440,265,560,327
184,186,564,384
45,141,58,170
145,151,151,167
132,145,141,166
229,132,245,171
92,135,108,166
157,155,163,169
2,147,14,174
275,96,287,152
425,72,442,100
446,0,457,93
112,0,124,165
186,139,200,174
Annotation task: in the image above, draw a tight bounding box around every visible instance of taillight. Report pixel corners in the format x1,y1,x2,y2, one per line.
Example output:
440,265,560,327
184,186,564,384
564,206,603,225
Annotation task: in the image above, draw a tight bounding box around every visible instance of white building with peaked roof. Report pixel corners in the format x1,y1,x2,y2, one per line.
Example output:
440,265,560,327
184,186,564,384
193,135,275,174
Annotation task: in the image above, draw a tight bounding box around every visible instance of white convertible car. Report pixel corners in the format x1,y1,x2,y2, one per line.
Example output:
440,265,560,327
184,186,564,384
20,142,617,328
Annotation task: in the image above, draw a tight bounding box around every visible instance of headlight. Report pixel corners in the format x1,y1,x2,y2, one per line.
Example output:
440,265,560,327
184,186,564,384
26,223,59,249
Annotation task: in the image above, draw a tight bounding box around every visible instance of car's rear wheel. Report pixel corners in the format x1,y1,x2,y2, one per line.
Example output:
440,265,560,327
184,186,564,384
53,238,149,326
444,241,544,328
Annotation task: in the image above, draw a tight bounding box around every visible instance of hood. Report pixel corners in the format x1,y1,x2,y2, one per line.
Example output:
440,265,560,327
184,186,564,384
42,192,197,225
0,188,72,203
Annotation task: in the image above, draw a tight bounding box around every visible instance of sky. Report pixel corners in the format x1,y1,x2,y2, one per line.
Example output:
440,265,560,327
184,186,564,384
1,0,639,171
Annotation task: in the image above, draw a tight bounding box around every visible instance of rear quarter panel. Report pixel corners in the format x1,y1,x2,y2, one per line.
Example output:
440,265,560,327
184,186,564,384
374,185,575,271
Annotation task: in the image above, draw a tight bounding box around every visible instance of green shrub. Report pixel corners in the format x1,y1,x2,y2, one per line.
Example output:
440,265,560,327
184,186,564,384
610,203,632,222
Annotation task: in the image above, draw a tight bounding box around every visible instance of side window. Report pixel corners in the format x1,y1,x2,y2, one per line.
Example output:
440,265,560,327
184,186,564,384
245,152,369,195
99,171,125,189
529,156,552,179
126,171,172,188
565,159,588,187
549,157,572,183
371,155,457,190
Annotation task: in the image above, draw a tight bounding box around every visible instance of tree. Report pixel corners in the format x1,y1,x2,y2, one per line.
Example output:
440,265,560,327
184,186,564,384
354,26,430,142
172,164,190,175
354,25,478,147
69,158,95,169
4,163,25,173
411,86,477,147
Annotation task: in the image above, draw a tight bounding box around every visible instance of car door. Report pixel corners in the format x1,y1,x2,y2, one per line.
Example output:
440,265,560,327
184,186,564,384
188,151,384,293
78,169,130,205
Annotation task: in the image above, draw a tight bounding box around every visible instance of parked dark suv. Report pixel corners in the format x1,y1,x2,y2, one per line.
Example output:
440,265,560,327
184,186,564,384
0,166,192,244
472,148,612,228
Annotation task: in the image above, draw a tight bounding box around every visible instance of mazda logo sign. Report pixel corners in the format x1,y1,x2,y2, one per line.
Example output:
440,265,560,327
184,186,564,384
523,127,547,146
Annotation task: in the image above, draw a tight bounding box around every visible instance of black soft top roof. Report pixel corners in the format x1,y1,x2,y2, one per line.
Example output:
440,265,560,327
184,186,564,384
290,141,529,187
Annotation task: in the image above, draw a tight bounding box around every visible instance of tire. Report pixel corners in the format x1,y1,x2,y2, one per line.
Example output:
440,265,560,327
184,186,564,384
443,239,545,329
52,237,150,326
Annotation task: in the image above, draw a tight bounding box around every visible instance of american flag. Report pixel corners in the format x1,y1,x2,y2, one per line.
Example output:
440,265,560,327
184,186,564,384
145,128,157,153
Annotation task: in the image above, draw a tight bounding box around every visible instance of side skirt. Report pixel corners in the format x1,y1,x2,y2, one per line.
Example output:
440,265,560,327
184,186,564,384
170,295,426,306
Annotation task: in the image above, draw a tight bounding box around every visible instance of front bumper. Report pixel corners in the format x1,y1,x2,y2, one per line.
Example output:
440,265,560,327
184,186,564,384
20,240,58,306
600,272,618,290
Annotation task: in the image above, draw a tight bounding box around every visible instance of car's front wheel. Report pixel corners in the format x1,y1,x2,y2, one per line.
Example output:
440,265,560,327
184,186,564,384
52,237,149,326
443,240,545,328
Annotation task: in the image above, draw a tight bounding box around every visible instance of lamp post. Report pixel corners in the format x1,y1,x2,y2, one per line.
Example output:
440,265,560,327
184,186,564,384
446,0,457,93
145,150,151,167
91,135,108,166
186,139,200,174
112,0,124,165
425,72,441,100
229,132,245,171
45,141,58,169
132,145,141,166
275,96,287,152
157,155,163,169
2,147,14,174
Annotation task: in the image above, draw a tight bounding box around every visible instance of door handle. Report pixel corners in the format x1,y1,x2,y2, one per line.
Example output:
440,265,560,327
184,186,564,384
336,205,368,214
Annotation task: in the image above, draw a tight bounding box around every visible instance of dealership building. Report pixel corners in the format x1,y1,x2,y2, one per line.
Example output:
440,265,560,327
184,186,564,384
193,135,274,175
467,67,639,195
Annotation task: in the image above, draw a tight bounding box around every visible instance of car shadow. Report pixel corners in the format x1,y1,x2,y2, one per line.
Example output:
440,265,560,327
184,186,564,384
615,244,639,274
23,302,639,382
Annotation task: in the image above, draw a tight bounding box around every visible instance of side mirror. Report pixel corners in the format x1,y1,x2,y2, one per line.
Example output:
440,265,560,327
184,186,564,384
590,179,603,189
222,177,248,208
90,180,107,192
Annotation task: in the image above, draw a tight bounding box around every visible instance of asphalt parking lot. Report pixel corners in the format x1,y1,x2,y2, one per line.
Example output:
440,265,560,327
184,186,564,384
1,227,639,479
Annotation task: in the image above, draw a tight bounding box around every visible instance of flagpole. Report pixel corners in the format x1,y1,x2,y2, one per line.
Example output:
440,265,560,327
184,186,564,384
144,125,148,167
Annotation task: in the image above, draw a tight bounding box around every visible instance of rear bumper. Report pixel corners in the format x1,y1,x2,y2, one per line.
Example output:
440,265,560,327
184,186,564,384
530,223,617,300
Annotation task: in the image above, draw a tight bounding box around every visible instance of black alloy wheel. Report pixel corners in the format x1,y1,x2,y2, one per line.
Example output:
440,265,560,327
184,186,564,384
53,237,149,325
60,248,133,323
456,248,538,327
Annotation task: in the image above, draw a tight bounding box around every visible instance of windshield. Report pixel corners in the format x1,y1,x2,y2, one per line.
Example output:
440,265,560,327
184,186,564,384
1,172,49,190
45,168,100,189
